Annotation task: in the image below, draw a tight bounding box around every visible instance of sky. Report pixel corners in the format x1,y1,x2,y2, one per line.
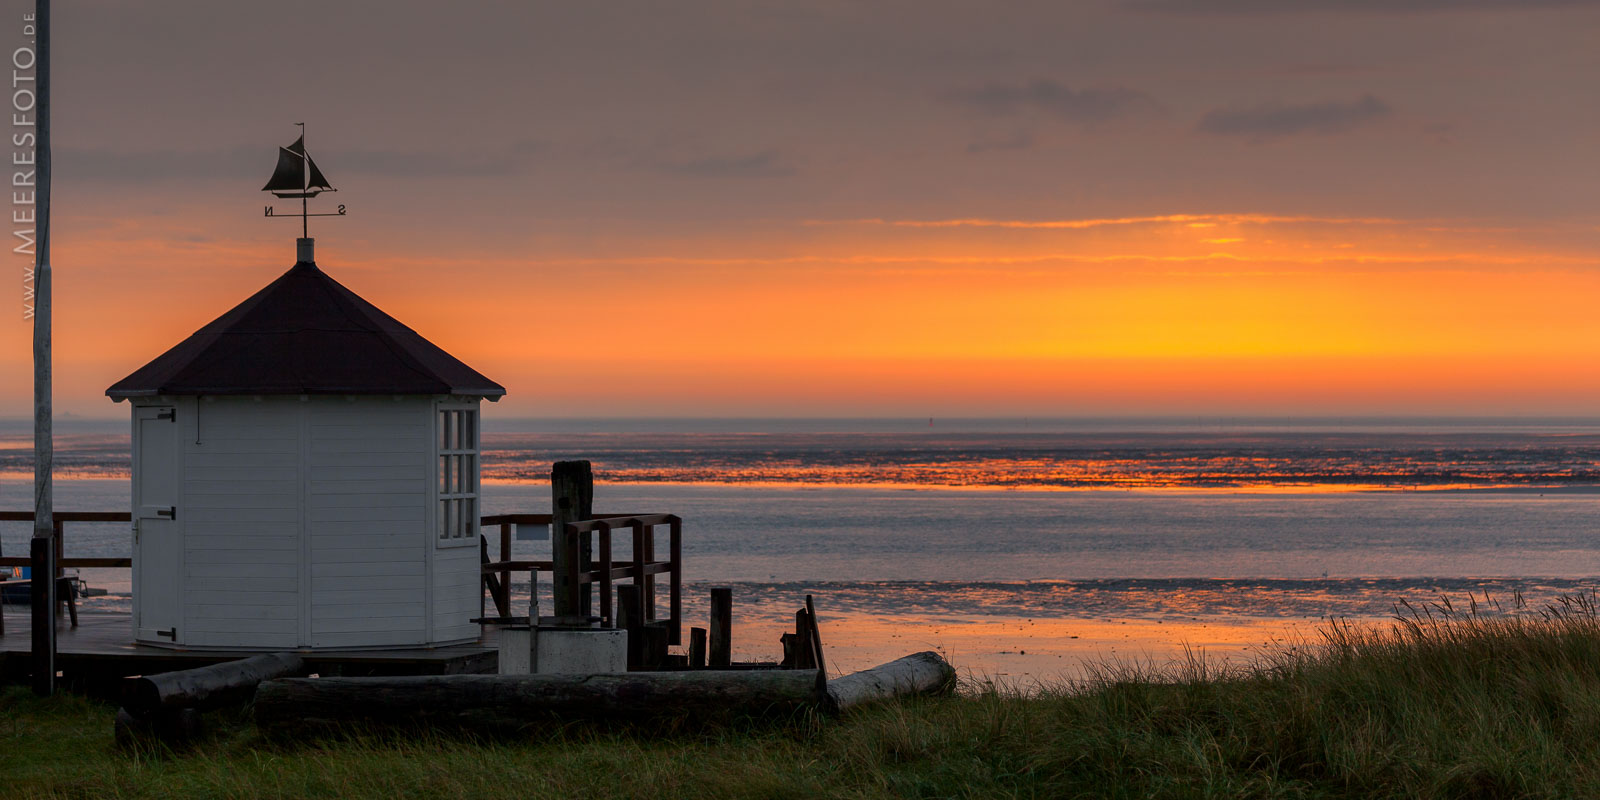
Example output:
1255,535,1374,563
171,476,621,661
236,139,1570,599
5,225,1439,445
1,0,1599,418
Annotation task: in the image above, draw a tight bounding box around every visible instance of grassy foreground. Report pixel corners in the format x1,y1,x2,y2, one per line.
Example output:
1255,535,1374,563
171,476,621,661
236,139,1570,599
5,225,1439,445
8,597,1600,799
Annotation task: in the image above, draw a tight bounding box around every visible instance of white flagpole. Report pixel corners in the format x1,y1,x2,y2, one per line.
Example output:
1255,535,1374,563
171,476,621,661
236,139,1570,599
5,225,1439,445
30,0,53,696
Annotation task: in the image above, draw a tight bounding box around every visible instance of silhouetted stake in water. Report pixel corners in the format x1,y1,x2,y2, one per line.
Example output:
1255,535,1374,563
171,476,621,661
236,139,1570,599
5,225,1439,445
709,587,732,667
689,627,708,669
780,595,828,672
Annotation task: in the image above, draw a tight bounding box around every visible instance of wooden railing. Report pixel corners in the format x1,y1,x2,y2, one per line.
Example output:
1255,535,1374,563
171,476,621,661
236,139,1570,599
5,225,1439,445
566,515,682,646
0,512,132,573
480,512,683,646
0,510,685,648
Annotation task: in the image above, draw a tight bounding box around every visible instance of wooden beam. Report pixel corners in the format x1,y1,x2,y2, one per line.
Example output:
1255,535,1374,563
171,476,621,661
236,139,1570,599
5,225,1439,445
253,669,827,733
480,536,509,618
475,512,654,528
477,513,553,526
562,513,678,531
0,511,130,522
0,557,129,568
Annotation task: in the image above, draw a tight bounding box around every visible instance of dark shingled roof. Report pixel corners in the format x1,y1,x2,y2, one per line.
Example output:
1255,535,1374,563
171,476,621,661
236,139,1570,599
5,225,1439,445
106,259,506,398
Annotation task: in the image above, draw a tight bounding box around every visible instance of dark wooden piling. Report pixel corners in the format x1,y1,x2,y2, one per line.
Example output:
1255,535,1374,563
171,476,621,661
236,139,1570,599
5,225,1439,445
617,584,643,667
709,587,732,667
805,594,826,677
688,627,707,669
794,609,816,669
551,461,593,623
29,537,54,695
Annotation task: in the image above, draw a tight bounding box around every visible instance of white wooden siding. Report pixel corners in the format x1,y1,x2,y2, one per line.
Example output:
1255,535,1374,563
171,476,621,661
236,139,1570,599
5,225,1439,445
131,394,484,650
432,544,480,643
307,397,431,648
179,397,301,649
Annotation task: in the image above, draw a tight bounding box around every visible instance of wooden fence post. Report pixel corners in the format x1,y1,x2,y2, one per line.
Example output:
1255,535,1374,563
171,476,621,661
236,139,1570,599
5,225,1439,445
688,627,707,669
550,461,593,623
709,587,732,667
617,584,642,668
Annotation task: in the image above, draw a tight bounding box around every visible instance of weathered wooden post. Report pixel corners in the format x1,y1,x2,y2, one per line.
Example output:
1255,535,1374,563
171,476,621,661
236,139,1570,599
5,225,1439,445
806,594,826,677
550,461,593,623
709,587,732,667
793,609,816,669
29,0,55,697
688,627,707,669
617,584,643,668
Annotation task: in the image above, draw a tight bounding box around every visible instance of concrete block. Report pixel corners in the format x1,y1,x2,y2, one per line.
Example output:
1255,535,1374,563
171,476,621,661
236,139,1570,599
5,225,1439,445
535,627,627,674
497,628,534,675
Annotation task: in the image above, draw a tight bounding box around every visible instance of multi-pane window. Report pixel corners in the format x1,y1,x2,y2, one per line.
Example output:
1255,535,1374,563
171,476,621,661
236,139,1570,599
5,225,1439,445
437,406,478,542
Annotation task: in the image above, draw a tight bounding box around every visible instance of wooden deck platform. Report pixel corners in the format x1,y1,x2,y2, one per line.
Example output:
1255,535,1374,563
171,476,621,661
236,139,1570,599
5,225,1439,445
0,610,498,698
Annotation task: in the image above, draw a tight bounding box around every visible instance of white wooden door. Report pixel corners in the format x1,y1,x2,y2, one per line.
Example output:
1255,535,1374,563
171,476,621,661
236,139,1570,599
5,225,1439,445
134,406,182,644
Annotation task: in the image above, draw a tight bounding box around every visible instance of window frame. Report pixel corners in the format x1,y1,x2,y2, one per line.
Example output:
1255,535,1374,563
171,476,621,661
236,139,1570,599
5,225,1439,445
434,400,480,548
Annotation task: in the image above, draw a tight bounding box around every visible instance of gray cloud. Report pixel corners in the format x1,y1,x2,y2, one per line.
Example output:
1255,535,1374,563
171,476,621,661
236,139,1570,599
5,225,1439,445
59,145,526,184
1198,94,1392,139
1128,0,1595,13
966,131,1035,154
946,79,1151,123
328,149,517,179
653,150,796,179
58,146,258,184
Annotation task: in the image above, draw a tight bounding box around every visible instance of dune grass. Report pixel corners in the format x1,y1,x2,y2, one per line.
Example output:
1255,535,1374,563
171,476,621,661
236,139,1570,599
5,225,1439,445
8,595,1600,798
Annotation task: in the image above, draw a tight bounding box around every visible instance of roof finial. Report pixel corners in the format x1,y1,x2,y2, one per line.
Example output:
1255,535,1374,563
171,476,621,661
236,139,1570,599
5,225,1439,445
262,123,346,259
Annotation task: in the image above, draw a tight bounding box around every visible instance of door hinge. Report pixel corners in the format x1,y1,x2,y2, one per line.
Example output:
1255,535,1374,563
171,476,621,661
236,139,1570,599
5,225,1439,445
155,507,176,520
155,628,176,640
157,409,176,422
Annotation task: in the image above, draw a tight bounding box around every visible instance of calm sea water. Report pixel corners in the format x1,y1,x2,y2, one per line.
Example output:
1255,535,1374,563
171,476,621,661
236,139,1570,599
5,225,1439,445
4,419,1599,677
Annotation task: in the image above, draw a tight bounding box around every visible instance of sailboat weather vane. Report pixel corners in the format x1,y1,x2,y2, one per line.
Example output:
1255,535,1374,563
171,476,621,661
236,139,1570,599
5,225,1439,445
262,123,345,239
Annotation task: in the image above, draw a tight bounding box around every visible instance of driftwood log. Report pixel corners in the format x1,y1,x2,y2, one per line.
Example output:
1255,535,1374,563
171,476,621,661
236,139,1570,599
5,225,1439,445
254,668,826,734
114,652,307,748
122,652,307,716
824,651,955,713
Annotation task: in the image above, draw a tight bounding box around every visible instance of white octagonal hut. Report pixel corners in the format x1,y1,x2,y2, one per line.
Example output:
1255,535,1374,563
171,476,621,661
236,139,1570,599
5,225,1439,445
106,239,504,650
